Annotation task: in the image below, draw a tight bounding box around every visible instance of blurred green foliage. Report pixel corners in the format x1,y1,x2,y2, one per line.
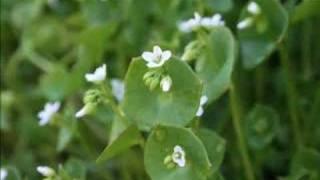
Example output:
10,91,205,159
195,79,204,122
1,0,320,179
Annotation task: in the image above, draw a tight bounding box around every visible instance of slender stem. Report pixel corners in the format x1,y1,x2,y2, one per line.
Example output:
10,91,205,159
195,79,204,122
100,84,129,125
229,83,255,180
279,43,302,149
302,21,312,80
23,49,54,73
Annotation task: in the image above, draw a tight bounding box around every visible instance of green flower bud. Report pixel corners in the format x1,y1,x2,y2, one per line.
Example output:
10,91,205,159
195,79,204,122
181,40,202,62
83,89,103,104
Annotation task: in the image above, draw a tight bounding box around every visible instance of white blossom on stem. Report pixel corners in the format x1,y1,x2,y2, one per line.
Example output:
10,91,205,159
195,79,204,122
247,2,261,15
160,76,172,92
196,95,208,117
111,79,125,102
38,102,60,126
37,166,55,177
142,46,172,68
85,64,107,83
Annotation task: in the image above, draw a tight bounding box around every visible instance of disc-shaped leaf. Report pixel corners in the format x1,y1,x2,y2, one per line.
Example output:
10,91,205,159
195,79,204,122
196,128,226,175
96,125,141,163
122,57,202,131
195,27,236,103
245,104,279,149
238,0,288,69
144,126,211,180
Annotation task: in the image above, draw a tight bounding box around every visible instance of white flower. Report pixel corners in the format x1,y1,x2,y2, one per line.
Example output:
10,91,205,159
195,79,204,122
247,2,261,15
111,79,125,102
179,12,224,32
171,145,186,167
38,102,60,126
37,166,55,177
142,46,172,68
85,64,107,83
160,76,172,92
75,104,93,118
237,17,253,30
178,12,202,32
201,14,225,28
196,95,208,117
0,168,8,180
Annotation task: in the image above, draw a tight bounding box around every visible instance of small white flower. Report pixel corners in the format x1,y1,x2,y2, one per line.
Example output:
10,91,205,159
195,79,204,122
142,46,172,68
196,95,208,117
111,79,125,102
237,17,253,30
160,76,172,92
38,102,60,126
171,145,186,167
247,2,261,15
75,104,93,118
85,64,107,83
0,168,8,180
201,14,225,28
178,12,202,32
37,166,55,177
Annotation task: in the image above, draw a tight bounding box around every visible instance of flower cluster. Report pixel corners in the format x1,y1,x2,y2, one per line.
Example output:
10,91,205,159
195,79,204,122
179,12,225,33
142,46,173,93
237,2,262,30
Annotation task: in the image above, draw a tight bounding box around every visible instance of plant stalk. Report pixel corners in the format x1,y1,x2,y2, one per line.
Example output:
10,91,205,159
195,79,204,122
229,83,255,180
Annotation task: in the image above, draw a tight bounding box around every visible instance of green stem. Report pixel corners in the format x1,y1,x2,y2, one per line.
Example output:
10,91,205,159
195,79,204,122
229,83,255,180
23,48,54,73
100,84,129,125
279,43,302,149
302,21,312,80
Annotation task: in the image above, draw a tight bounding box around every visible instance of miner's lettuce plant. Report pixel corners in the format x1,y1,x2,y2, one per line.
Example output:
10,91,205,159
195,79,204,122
1,0,320,180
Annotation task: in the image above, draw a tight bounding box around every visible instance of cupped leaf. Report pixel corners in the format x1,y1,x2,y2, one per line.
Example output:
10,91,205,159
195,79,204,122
96,124,141,163
195,27,236,103
196,128,226,175
245,104,279,149
144,125,211,180
238,0,288,69
122,57,202,131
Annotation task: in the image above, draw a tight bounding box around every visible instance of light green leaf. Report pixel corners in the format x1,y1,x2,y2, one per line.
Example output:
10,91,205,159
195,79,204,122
291,0,320,23
195,27,236,102
238,0,288,69
144,125,211,180
245,104,279,150
96,125,141,163
196,128,226,175
205,0,233,13
122,57,202,131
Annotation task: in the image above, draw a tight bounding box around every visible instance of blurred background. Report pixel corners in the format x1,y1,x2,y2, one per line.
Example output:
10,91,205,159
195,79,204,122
1,0,319,179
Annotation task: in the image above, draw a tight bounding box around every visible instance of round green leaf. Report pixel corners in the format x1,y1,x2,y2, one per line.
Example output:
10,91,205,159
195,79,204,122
245,104,279,149
144,126,211,180
205,0,233,13
195,27,236,102
122,57,202,131
196,128,226,175
238,0,288,69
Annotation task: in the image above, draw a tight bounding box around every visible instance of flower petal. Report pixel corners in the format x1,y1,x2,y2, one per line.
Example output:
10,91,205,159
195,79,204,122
161,50,172,61
153,45,162,56
142,52,155,62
